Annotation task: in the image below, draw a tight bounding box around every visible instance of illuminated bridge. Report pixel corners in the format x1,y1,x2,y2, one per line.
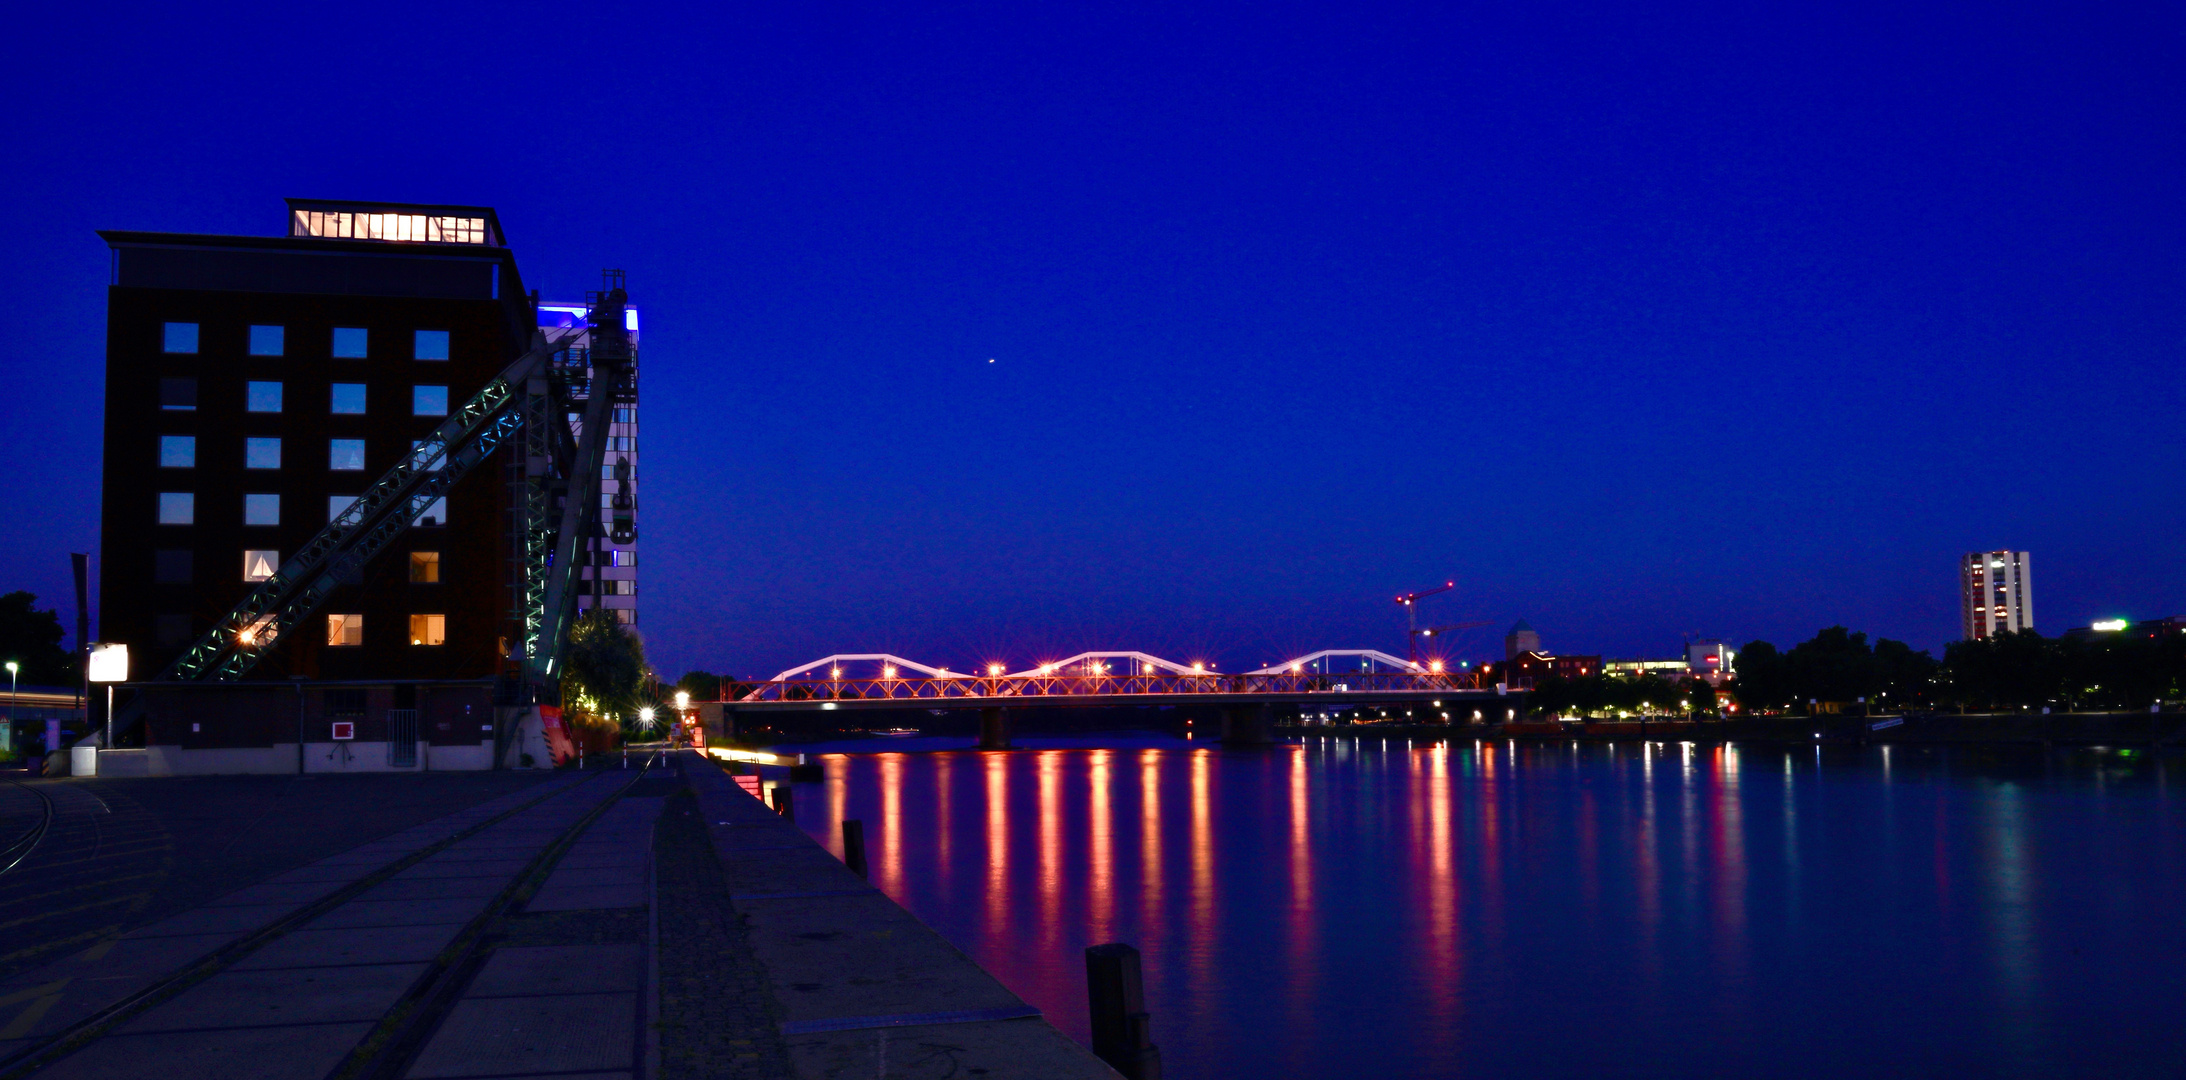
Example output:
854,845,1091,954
715,650,1526,746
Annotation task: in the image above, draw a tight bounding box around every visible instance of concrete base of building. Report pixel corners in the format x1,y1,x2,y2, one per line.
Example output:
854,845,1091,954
89,741,501,777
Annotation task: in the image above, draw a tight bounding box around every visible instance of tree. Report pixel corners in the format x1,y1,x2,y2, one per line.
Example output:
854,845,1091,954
1782,626,1879,706
1730,640,1791,713
1684,677,1717,716
674,671,722,701
1872,638,1939,709
0,592,77,686
561,610,650,722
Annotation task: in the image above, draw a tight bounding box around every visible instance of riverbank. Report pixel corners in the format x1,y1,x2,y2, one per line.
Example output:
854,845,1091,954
1284,709,2186,747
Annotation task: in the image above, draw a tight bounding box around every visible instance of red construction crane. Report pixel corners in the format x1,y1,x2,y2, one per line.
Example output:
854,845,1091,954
1393,581,1490,665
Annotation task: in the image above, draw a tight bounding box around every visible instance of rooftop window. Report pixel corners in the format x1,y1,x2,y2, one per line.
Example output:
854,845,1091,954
293,210,490,245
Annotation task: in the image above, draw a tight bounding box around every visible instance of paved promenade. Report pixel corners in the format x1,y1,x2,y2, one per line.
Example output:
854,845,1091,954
0,755,1114,1079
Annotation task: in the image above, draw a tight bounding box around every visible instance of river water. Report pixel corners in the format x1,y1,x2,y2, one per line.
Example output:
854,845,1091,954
778,733,2184,1078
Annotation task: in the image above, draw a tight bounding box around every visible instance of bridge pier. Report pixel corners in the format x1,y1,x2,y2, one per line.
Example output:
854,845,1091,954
1220,704,1274,746
978,707,1013,751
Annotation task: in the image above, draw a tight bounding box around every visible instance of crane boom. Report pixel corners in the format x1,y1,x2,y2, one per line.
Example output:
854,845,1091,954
160,287,633,688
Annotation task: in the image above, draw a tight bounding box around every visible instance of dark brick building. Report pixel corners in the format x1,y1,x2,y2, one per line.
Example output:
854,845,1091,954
96,200,538,772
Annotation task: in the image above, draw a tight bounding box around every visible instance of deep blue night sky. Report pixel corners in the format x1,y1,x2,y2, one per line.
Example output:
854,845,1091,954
5,2,2181,679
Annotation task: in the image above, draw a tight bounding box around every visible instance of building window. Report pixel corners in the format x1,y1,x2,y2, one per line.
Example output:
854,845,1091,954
325,688,366,717
613,407,635,424
326,613,363,647
409,614,446,646
613,609,635,625
410,551,440,583
246,437,282,469
154,549,192,585
160,435,196,468
243,549,279,581
333,327,368,358
414,330,450,360
413,385,448,416
329,438,365,470
293,210,489,245
329,495,358,523
247,381,283,413
161,377,197,411
155,614,192,647
609,549,637,567
163,322,199,354
413,497,448,527
158,492,194,525
331,383,367,414
244,494,280,526
249,325,285,356
411,441,445,471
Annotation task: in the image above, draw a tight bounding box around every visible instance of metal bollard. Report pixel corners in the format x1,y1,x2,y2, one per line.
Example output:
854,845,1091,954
842,819,868,879
1085,943,1161,1080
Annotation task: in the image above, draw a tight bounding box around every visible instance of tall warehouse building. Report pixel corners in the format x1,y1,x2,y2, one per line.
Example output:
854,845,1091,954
95,199,635,772
1960,550,2033,640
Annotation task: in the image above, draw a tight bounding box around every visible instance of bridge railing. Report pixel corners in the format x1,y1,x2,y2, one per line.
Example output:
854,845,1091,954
732,669,1493,703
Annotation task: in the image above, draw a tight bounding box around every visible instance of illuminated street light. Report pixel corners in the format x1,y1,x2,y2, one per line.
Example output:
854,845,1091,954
988,663,1004,677
674,690,690,710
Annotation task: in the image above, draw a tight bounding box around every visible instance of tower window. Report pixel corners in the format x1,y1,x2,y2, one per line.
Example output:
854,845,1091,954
414,330,450,360
163,322,199,354
249,325,285,356
409,614,446,646
160,435,196,468
333,327,368,358
410,551,441,583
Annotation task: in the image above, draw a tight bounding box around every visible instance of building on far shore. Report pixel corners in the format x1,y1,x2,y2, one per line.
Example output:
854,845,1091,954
1961,550,2033,640
2062,616,2184,643
1504,620,1540,661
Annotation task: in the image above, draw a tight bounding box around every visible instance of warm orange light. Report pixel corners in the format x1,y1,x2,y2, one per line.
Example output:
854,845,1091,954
883,665,897,679
988,663,1004,676
1429,660,1444,672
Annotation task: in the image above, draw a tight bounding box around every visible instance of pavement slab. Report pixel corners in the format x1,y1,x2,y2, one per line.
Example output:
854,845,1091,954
114,962,429,1033
404,989,637,1077
37,1020,379,1080
234,922,465,971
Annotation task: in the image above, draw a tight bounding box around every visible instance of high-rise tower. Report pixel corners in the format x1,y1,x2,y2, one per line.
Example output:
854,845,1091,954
1960,551,2033,640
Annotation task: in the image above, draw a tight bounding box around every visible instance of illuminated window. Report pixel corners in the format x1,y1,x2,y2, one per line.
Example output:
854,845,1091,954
158,492,194,525
609,549,637,567
410,551,440,583
326,613,363,647
246,438,281,469
414,330,449,360
161,377,197,411
332,328,368,358
247,382,283,413
292,210,489,245
329,495,358,523
613,609,635,625
244,494,280,526
413,385,448,416
330,438,365,470
242,550,279,582
331,383,366,414
409,614,446,646
249,325,284,356
413,497,448,526
160,436,195,468
163,322,198,354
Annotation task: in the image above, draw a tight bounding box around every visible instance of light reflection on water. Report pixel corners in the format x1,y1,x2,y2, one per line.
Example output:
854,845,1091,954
785,735,2186,1078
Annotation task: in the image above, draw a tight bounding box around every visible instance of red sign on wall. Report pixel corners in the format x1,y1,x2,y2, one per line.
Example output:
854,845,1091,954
331,722,355,741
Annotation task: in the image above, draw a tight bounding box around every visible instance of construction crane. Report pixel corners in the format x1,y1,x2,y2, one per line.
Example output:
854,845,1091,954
1393,580,1490,666
154,279,635,701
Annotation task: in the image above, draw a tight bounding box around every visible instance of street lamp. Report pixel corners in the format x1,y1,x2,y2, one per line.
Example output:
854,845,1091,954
4,661,16,757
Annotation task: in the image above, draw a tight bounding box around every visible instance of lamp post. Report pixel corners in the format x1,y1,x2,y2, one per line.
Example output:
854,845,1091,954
5,661,16,757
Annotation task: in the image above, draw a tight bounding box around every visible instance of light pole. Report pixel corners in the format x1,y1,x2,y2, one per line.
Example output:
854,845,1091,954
5,661,16,758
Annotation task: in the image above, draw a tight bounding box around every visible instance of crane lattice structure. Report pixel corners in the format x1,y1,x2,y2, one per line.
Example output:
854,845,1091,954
157,282,637,695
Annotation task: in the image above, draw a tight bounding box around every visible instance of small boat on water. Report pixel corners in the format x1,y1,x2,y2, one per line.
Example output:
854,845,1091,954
874,727,921,737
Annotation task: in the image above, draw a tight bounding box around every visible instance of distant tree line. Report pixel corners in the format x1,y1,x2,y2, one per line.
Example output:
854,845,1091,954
1528,673,1716,718
1729,626,2186,714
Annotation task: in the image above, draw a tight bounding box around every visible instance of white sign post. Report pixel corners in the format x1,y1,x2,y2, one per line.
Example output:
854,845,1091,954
87,644,129,774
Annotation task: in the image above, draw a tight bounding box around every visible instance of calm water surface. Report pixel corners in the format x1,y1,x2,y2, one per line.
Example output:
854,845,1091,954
778,734,2184,1078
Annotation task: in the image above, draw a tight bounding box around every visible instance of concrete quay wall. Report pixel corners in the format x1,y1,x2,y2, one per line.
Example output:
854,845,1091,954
685,751,1121,1078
